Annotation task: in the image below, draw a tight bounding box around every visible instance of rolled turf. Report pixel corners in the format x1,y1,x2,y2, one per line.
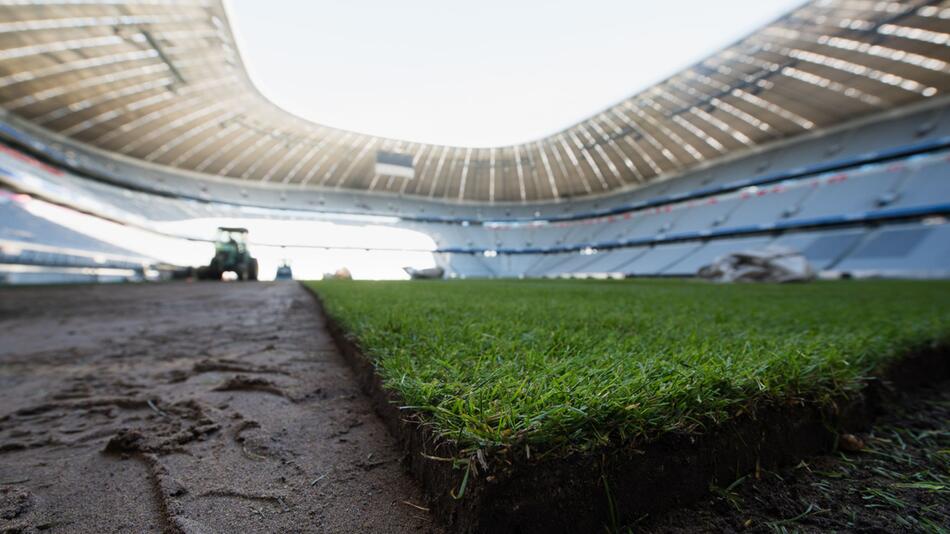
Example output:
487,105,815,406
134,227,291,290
306,279,950,457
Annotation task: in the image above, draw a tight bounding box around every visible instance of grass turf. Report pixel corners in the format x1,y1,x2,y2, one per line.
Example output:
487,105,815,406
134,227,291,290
306,279,950,456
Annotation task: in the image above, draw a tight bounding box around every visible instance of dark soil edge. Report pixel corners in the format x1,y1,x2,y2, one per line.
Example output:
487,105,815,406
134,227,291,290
304,286,949,534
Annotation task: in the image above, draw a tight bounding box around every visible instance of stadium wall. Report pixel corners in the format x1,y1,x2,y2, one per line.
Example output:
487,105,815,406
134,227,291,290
0,99,948,279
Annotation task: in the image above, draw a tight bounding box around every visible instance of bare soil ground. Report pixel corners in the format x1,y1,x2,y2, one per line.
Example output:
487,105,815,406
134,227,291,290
0,282,440,533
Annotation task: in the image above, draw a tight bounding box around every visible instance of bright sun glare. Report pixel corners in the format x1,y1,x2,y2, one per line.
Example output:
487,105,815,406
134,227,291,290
20,196,437,280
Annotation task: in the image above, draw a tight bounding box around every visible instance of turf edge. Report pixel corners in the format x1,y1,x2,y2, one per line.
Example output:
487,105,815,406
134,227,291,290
304,287,950,533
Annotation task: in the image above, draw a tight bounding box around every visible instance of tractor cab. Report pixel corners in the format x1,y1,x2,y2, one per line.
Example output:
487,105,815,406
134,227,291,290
215,227,249,260
198,227,258,280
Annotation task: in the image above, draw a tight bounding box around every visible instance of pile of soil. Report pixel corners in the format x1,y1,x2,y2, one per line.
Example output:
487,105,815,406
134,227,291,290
0,283,440,533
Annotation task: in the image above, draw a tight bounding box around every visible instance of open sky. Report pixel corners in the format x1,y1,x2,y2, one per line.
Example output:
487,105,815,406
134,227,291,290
225,0,803,147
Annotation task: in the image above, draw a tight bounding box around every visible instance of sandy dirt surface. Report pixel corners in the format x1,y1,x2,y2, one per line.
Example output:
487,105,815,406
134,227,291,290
0,282,440,533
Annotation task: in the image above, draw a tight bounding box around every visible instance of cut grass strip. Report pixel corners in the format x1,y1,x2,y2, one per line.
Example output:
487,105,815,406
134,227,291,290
307,279,950,456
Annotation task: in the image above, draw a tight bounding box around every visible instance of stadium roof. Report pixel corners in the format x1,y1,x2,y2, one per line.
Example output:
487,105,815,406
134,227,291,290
0,1,947,204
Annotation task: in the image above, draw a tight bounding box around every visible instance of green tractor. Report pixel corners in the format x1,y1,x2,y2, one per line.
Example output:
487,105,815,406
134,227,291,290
197,227,258,281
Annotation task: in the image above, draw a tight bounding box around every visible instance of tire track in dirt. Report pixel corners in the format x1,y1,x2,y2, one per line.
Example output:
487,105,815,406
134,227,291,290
0,282,440,533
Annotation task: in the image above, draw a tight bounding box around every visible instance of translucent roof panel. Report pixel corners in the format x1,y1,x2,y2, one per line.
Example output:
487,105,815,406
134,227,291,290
0,0,946,203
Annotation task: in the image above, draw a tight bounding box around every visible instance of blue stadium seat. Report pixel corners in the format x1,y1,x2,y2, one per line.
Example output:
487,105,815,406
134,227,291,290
624,242,700,275
770,228,867,270
835,223,950,277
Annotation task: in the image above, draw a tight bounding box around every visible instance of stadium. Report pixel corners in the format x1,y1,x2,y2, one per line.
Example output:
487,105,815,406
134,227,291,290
0,0,948,532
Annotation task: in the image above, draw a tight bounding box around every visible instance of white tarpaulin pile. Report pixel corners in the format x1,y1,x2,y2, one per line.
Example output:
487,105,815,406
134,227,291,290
404,266,445,279
697,245,816,283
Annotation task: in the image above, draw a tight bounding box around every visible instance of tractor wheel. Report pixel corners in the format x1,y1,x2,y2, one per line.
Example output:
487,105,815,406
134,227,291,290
204,259,223,281
196,266,219,280
248,259,259,281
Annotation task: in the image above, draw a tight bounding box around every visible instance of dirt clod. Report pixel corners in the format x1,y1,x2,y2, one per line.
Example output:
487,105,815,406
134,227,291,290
0,487,33,521
213,375,286,397
102,429,148,454
838,432,865,452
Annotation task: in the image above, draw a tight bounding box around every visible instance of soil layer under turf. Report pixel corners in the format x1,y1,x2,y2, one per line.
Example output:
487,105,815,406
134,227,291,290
637,381,950,533
306,278,950,532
